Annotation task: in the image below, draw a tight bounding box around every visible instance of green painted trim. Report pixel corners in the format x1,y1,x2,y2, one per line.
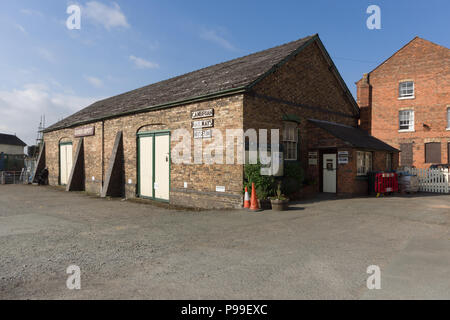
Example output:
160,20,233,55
136,135,140,196
44,87,247,133
282,114,301,123
138,130,171,136
152,132,155,199
58,141,72,186
136,131,171,203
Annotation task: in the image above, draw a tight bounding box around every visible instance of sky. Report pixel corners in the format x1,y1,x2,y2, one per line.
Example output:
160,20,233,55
0,0,449,146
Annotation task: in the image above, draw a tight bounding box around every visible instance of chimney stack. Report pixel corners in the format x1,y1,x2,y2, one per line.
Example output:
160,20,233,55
356,73,372,134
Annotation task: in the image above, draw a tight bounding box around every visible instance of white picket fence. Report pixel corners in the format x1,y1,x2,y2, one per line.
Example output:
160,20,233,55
404,168,450,193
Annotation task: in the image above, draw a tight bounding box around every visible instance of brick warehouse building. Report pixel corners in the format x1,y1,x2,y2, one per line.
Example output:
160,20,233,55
41,34,398,209
356,37,450,168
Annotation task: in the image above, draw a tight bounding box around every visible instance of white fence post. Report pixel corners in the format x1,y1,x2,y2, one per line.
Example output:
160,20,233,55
403,167,450,194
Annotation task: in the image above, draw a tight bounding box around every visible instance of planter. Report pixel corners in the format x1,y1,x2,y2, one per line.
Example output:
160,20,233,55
270,199,289,211
258,199,272,210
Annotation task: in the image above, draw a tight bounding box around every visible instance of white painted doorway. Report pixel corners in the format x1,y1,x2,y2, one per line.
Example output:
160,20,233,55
138,135,153,198
138,132,170,201
59,142,73,185
154,134,170,200
322,153,336,193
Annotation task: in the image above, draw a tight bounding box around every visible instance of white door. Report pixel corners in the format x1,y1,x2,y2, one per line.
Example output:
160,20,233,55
138,133,170,201
59,144,73,185
139,136,153,198
154,134,170,200
323,153,336,193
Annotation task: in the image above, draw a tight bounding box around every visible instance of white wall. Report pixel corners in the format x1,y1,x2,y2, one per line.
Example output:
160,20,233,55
0,144,25,155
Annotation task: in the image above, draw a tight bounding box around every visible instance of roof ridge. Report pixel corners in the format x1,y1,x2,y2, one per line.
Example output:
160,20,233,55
363,36,449,78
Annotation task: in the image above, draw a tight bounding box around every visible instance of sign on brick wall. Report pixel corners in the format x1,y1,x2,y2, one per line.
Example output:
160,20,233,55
308,151,318,165
74,126,95,137
338,151,349,164
191,119,214,129
191,108,214,119
193,129,212,139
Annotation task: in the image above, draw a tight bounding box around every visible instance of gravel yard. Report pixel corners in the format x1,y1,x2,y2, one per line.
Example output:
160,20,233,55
0,185,449,299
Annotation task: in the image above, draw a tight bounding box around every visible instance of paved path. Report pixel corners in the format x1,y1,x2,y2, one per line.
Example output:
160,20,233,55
0,185,449,299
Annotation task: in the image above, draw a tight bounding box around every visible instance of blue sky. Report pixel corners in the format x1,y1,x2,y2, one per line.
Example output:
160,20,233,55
1,0,449,145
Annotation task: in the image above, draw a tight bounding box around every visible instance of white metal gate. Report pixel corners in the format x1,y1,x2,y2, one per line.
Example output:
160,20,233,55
405,168,450,193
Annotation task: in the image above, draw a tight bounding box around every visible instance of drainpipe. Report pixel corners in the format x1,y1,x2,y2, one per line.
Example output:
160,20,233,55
101,120,105,188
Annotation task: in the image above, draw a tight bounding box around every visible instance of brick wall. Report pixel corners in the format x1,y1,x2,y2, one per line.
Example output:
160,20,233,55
306,124,399,195
243,40,360,195
44,95,245,209
357,37,450,168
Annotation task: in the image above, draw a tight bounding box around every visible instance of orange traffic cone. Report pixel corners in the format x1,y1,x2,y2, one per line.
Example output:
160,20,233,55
249,182,261,211
244,186,250,209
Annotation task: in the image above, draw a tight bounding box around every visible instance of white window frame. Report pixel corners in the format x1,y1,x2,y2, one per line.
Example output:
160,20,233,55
398,109,414,132
447,107,450,130
282,122,298,161
357,151,372,176
398,81,414,99
386,153,393,171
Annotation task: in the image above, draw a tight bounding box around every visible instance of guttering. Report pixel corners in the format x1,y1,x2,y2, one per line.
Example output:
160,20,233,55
43,86,248,133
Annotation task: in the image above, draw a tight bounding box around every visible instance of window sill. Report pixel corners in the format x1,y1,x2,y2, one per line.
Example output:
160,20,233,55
446,128,450,131
398,96,415,100
398,129,415,133
356,175,368,180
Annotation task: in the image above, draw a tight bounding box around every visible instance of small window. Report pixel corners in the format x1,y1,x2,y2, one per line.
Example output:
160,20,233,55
386,153,393,171
447,107,450,129
399,110,414,131
425,142,441,164
282,122,298,161
357,151,372,176
399,81,414,98
400,143,413,167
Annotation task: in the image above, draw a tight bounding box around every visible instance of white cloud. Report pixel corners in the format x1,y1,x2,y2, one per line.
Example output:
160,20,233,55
14,24,28,35
200,28,237,51
83,1,129,30
129,55,159,69
36,47,55,63
20,9,43,17
84,75,104,88
0,83,98,145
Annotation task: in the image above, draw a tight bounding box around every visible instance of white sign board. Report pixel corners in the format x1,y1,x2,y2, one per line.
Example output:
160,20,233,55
193,129,212,139
308,151,318,165
338,151,349,164
216,186,225,193
191,108,214,119
192,119,214,129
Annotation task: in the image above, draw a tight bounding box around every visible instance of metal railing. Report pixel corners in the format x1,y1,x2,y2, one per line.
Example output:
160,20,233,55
0,170,31,185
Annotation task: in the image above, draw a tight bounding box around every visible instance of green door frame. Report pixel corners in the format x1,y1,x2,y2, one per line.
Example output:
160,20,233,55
137,130,171,202
58,141,73,186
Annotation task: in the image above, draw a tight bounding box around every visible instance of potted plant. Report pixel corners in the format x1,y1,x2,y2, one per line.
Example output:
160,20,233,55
270,182,289,211
256,186,272,210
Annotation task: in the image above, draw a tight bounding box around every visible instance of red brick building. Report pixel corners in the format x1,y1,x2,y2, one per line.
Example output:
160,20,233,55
40,34,398,209
357,37,450,168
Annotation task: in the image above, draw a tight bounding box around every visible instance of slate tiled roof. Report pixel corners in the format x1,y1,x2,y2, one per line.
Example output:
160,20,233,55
0,133,27,146
45,35,317,132
308,119,399,152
